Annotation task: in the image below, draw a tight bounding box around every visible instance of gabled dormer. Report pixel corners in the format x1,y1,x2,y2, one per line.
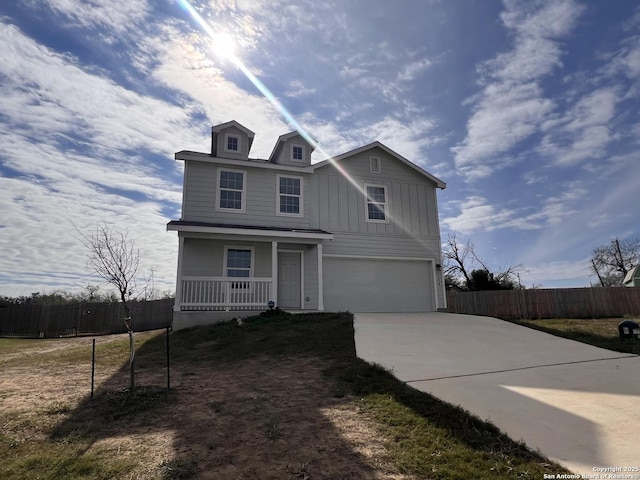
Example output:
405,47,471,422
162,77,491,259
211,120,255,160
268,131,316,167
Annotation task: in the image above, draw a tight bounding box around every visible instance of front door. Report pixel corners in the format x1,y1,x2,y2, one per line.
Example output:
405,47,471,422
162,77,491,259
278,252,302,309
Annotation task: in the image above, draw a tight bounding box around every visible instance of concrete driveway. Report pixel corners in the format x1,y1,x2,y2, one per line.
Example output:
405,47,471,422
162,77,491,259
354,312,640,476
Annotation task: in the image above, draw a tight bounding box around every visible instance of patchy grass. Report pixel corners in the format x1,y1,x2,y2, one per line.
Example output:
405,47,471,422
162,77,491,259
0,311,571,479
509,317,640,354
160,458,197,480
0,337,52,355
326,359,562,479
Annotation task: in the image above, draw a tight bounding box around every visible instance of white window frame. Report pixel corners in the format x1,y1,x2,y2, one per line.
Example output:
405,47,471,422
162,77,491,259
216,168,246,213
364,183,389,223
223,246,254,289
224,133,241,153
369,155,381,173
276,174,304,217
290,143,305,162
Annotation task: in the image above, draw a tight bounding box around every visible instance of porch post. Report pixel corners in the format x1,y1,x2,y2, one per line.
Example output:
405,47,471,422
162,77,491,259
317,243,324,311
174,236,184,312
271,241,278,306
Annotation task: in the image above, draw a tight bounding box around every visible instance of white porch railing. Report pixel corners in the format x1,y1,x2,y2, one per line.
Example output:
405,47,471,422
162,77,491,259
180,276,273,311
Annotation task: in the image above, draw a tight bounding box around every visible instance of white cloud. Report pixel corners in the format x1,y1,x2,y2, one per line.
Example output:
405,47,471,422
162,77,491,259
539,87,619,166
0,175,177,297
563,88,618,132
521,259,592,288
301,114,440,169
453,0,585,180
442,196,518,234
25,0,150,38
0,20,206,296
0,22,203,157
149,28,291,158
353,116,439,165
453,82,555,177
285,79,317,98
398,57,432,82
443,182,587,234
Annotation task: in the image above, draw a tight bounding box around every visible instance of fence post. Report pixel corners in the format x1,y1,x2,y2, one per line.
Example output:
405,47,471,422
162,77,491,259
91,338,96,399
166,326,170,391
76,303,82,336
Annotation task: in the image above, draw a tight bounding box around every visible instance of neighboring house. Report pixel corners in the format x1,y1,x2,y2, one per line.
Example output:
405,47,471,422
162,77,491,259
623,265,640,287
167,120,447,329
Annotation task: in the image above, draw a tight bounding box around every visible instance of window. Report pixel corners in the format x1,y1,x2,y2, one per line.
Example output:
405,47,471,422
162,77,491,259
225,134,240,152
365,184,388,222
217,169,245,212
370,156,381,173
291,144,304,161
225,247,253,289
277,175,303,216
226,248,252,277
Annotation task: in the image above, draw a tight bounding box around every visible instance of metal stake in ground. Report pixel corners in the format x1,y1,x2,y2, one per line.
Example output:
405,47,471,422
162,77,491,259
91,338,96,399
166,326,170,390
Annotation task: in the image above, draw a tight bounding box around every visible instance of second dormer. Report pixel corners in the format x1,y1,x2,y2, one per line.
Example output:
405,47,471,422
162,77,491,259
211,120,255,160
268,131,316,167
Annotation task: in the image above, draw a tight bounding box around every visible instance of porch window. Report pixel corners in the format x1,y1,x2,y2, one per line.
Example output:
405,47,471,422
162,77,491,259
225,247,253,288
365,184,388,222
217,169,245,212
277,175,303,216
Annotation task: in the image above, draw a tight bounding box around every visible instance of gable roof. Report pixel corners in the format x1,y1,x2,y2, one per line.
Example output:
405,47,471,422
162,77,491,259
268,130,317,163
211,120,255,152
312,141,446,189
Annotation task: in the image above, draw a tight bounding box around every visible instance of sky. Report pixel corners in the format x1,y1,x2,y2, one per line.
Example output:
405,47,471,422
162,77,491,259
0,0,638,297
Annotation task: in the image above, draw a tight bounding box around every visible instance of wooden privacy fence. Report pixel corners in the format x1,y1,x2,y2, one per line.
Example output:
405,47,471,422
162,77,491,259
446,287,640,319
0,298,174,338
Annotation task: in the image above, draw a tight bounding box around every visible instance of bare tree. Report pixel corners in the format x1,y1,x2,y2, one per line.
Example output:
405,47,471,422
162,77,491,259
443,232,520,290
443,233,473,287
78,224,140,390
590,237,640,287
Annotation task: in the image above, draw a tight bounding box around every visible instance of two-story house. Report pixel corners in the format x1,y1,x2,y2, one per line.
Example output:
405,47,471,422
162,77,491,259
167,120,447,329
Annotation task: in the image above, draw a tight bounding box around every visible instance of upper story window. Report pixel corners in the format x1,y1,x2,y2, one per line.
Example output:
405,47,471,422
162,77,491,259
225,133,240,153
277,175,303,216
291,144,304,162
217,168,246,212
365,184,388,223
370,156,381,173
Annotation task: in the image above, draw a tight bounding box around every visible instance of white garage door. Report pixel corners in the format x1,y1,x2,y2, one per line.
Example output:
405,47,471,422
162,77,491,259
323,257,434,312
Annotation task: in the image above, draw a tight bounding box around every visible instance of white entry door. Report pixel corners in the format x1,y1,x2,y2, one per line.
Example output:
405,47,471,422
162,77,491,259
278,252,302,308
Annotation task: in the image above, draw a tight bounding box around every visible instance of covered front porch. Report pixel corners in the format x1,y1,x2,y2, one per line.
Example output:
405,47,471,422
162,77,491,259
167,221,333,327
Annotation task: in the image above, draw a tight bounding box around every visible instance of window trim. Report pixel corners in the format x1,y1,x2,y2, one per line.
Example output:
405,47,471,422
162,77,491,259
290,143,305,162
216,168,246,213
224,133,241,153
364,183,389,224
223,246,255,289
369,155,381,173
276,174,304,217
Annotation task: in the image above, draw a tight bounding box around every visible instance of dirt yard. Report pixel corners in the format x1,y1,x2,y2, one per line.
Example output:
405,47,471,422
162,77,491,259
0,332,411,479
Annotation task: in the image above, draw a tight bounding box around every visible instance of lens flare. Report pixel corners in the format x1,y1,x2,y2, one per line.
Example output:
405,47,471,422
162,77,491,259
175,0,433,251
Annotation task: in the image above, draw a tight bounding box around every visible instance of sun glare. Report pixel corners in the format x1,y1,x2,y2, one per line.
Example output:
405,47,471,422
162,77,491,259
176,0,433,251
212,33,236,61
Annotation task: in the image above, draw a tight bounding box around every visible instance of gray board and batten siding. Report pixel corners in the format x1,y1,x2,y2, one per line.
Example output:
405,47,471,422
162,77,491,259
311,146,446,311
181,155,313,229
173,129,447,314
